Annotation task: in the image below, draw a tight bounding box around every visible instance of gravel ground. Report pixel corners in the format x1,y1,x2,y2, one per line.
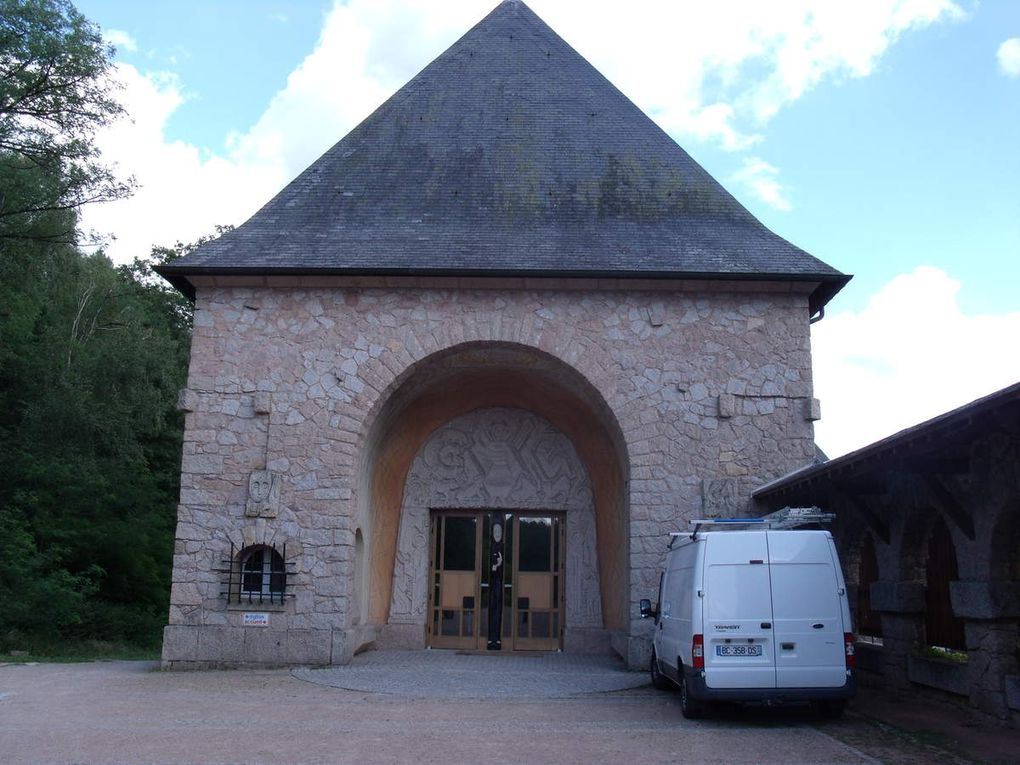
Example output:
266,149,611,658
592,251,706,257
292,650,650,698
0,656,1013,764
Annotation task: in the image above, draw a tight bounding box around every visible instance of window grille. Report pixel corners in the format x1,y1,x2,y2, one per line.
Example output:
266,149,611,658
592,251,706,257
219,542,293,605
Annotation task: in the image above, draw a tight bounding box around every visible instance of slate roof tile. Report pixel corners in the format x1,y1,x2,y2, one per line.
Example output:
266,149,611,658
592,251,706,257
158,1,849,311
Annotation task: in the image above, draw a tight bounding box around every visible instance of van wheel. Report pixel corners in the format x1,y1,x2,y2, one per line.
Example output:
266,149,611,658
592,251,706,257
679,674,706,719
650,650,671,690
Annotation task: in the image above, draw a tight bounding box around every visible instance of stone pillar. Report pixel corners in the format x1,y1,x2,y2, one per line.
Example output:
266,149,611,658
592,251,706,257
953,580,1020,719
870,580,926,688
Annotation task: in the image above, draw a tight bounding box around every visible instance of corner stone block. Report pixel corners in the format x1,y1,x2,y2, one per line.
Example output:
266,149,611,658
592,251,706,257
253,392,272,415
950,581,1020,620
1006,675,1020,712
331,629,354,665
286,630,332,664
805,397,821,421
244,628,287,664
196,625,244,662
870,581,926,614
161,625,199,661
718,394,735,419
177,388,199,413
646,303,665,327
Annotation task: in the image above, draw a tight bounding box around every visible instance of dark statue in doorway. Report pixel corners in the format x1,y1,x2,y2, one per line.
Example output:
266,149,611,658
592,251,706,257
487,512,504,649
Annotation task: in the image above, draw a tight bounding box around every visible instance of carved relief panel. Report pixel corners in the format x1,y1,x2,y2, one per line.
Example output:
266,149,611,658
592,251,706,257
389,407,602,629
245,470,281,518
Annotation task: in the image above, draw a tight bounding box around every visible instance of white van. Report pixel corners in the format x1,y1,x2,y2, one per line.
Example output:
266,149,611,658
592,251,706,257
640,514,856,718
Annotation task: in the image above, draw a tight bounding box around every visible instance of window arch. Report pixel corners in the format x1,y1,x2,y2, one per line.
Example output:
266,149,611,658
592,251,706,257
924,517,965,651
230,544,288,605
856,533,882,640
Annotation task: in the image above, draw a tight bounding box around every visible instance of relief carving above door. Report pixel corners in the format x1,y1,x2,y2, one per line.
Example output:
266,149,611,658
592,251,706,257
389,407,602,630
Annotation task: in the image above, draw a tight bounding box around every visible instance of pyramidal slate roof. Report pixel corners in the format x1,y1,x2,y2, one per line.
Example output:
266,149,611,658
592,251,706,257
158,1,849,311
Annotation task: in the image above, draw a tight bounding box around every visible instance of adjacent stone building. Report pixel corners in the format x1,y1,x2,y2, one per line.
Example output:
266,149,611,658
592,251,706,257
755,382,1020,722
157,0,848,669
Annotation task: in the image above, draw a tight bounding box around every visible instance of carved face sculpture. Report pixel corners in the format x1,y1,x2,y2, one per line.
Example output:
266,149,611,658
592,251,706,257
250,472,272,501
492,522,503,543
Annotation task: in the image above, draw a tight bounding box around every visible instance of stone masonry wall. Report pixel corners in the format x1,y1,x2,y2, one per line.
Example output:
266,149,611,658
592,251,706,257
162,278,819,668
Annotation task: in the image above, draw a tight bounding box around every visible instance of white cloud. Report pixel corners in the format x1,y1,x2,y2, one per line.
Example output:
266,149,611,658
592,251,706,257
812,267,1020,458
997,38,1020,77
533,0,964,148
81,0,966,262
729,157,792,211
103,29,137,53
82,64,287,260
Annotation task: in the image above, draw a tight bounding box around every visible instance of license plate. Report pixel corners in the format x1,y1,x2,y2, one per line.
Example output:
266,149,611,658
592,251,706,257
716,644,763,657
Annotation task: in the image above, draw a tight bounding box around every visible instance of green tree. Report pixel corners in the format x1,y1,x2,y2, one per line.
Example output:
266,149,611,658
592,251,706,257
0,0,200,654
0,0,130,244
0,243,192,649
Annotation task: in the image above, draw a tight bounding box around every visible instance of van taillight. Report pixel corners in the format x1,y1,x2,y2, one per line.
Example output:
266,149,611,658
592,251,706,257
692,634,704,670
844,633,856,669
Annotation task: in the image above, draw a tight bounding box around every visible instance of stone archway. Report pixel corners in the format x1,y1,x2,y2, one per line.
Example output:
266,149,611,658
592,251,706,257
384,407,605,652
350,342,629,657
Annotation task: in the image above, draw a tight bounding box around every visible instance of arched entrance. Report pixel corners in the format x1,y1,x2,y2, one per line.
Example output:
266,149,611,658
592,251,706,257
351,342,628,657
387,407,602,651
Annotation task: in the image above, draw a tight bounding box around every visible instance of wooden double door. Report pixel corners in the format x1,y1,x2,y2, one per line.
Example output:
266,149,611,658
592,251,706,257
428,510,564,651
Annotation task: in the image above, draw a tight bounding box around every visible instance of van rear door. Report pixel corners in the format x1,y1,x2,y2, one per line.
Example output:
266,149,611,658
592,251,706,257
703,532,776,689
767,531,847,688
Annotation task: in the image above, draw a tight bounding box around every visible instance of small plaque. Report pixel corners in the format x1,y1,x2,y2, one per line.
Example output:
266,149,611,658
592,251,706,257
243,612,270,627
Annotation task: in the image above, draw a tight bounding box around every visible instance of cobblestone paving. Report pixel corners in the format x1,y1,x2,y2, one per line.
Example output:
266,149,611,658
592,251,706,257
293,649,650,698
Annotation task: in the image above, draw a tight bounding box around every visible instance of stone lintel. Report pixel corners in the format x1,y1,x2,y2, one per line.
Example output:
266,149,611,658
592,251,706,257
870,581,926,614
950,581,1020,620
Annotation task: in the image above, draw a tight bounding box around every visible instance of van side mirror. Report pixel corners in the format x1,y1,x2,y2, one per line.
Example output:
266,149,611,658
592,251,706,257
639,598,657,619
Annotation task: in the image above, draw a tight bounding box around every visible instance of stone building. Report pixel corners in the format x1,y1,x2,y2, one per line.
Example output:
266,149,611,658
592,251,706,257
755,382,1020,722
156,0,848,669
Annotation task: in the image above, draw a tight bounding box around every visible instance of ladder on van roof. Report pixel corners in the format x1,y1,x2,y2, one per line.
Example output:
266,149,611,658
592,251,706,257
671,506,834,546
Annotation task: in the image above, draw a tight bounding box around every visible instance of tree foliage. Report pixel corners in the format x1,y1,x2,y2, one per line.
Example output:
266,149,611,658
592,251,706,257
0,2,193,652
0,242,192,648
0,0,131,244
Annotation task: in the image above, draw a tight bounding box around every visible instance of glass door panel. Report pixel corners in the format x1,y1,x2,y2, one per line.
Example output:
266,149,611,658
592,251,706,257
428,513,481,649
427,510,563,652
512,514,564,651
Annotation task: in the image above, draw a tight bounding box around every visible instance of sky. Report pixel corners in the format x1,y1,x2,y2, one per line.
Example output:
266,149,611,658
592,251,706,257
74,0,1020,459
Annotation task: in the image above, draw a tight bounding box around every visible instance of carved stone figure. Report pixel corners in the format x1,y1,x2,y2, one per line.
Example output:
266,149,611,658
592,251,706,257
389,506,428,622
566,508,602,627
486,511,505,649
245,470,280,518
702,477,738,516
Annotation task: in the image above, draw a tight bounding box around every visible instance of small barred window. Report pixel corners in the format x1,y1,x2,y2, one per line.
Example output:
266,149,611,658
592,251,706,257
241,547,285,599
221,543,291,605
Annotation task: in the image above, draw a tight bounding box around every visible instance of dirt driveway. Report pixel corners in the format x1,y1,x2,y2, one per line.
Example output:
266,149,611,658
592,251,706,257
0,660,1010,764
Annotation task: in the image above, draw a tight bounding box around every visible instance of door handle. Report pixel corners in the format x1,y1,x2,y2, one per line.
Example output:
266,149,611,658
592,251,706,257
761,622,772,629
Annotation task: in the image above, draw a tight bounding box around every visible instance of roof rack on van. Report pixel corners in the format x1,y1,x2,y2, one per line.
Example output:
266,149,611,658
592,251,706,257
672,506,834,545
